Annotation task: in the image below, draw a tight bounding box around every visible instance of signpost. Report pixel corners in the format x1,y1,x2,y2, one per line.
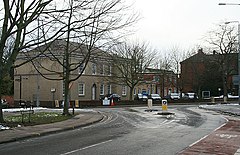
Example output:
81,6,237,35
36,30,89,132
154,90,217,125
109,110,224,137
233,75,240,85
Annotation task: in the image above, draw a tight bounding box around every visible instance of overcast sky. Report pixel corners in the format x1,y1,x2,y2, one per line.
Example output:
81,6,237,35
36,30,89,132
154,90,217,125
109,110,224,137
127,0,240,52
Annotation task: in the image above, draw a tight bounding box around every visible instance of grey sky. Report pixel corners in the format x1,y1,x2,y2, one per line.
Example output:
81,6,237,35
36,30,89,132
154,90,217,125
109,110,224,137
128,0,240,51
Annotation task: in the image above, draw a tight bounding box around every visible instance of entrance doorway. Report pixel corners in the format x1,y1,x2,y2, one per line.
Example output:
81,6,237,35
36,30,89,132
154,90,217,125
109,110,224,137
92,84,96,100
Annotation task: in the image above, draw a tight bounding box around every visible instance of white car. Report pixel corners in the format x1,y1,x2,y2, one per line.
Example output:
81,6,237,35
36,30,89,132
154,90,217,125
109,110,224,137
183,93,198,99
135,94,148,101
150,94,161,101
218,94,239,99
170,93,180,100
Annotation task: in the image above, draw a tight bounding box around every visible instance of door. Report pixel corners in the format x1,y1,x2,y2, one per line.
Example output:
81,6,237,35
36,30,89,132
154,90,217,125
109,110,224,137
92,84,96,100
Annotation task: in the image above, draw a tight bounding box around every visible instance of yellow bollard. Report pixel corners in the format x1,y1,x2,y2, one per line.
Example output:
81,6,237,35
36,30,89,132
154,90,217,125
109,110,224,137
75,100,79,108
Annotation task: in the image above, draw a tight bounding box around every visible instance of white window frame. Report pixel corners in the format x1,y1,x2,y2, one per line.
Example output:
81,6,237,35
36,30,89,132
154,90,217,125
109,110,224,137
78,83,85,96
79,63,85,74
100,84,104,95
107,84,111,94
62,82,65,96
122,85,127,96
107,65,111,76
100,64,104,75
92,63,96,75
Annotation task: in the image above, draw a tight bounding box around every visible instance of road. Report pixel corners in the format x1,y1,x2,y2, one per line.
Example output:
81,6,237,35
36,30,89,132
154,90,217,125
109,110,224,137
0,105,229,155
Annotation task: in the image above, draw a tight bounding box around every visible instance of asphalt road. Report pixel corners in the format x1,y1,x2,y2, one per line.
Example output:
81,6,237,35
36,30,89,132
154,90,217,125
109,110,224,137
0,105,227,155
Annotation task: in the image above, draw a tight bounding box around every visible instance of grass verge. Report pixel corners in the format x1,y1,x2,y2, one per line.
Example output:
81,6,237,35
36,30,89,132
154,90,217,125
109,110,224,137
3,112,74,127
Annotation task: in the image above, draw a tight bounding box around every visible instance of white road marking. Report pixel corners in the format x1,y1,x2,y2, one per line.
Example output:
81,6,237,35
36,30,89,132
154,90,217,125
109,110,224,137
180,118,229,153
60,140,113,155
216,134,238,139
164,120,175,125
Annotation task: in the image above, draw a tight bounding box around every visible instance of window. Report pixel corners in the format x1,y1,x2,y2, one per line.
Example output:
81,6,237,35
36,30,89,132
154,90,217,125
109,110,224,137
92,63,96,75
107,65,111,76
79,63,85,74
78,83,85,96
107,84,111,94
100,84,104,95
100,64,104,75
122,86,127,96
62,82,65,96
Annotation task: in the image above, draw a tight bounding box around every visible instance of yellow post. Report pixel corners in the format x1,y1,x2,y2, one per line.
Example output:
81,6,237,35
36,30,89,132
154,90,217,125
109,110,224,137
75,100,79,108
55,100,59,108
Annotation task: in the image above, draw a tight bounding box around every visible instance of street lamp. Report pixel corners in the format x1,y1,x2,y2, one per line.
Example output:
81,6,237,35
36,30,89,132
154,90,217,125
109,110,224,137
35,16,49,107
219,3,240,5
225,21,240,104
219,2,240,104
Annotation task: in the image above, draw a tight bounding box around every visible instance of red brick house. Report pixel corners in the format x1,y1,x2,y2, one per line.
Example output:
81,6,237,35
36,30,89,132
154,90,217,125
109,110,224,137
139,68,177,97
180,49,238,97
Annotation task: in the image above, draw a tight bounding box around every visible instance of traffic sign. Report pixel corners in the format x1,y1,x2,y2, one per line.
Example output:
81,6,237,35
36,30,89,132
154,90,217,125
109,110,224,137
233,75,240,85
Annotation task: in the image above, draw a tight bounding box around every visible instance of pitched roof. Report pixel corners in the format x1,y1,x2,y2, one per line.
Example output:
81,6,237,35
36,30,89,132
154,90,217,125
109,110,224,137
17,39,112,62
181,49,238,64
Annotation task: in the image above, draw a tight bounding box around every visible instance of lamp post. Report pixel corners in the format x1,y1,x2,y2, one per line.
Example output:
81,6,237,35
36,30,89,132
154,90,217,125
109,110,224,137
35,16,48,107
219,3,240,5
15,75,28,107
51,88,56,107
219,3,240,104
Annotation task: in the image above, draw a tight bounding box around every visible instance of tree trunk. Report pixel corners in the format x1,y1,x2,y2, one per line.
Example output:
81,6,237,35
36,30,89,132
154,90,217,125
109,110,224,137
63,78,70,115
222,75,228,103
129,87,134,101
0,63,4,123
0,66,3,122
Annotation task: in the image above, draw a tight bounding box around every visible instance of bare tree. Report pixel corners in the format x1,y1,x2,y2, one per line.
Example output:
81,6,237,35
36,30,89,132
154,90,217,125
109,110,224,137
155,53,173,97
0,0,58,123
205,23,238,98
168,46,185,93
110,41,155,100
28,0,138,115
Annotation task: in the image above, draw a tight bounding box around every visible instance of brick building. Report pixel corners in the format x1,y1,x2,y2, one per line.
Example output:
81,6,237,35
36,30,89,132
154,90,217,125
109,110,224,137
135,68,178,98
180,49,238,97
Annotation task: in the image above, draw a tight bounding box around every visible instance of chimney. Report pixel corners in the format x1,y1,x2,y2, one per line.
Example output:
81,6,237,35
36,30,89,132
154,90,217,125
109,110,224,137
198,48,203,54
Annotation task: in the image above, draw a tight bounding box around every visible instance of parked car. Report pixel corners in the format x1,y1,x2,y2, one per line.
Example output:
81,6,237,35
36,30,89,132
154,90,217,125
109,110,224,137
101,93,121,102
218,93,238,99
170,93,180,100
150,94,161,101
182,93,198,100
1,99,9,108
164,93,180,100
135,93,148,101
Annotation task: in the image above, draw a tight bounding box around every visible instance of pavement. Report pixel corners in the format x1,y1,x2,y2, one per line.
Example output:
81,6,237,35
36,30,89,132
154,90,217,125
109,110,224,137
0,109,104,144
0,104,239,154
199,103,240,116
179,116,240,155
181,103,240,155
